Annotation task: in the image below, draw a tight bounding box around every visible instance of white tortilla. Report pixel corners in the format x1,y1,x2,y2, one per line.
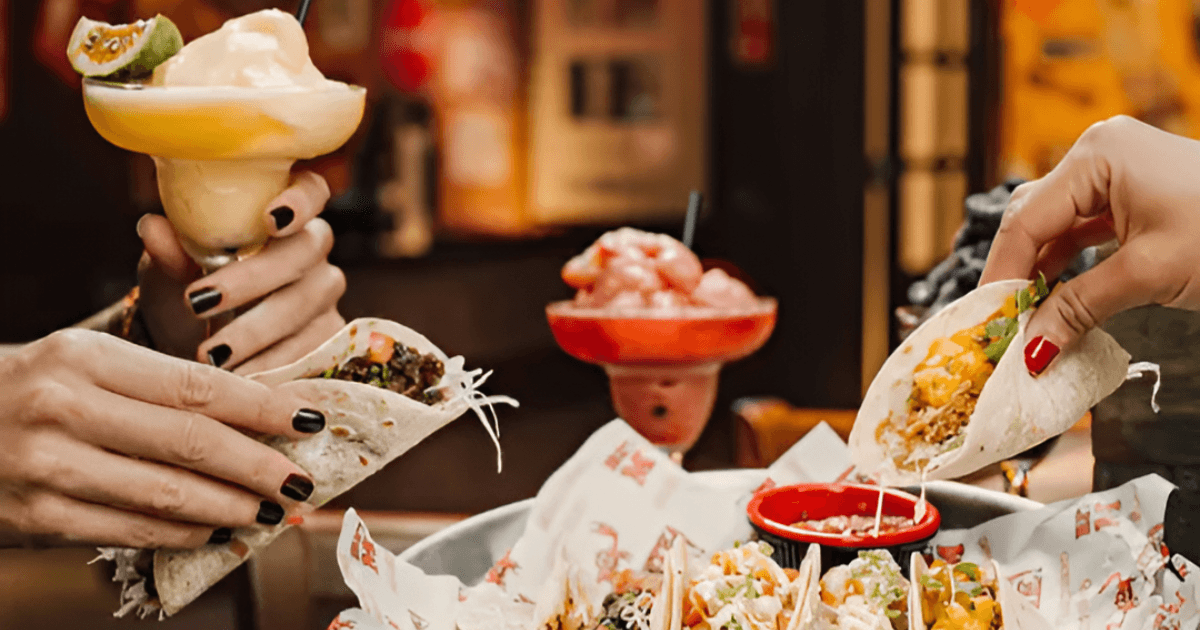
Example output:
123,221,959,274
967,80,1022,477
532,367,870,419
851,280,1130,485
100,318,515,618
786,543,822,630
909,554,1052,630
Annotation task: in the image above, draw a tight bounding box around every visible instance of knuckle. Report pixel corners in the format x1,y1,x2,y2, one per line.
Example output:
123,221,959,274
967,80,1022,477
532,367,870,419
36,329,92,365
167,415,211,465
21,492,66,536
1052,283,1101,336
250,450,291,495
171,363,217,409
123,521,170,549
21,440,73,488
146,478,187,516
21,379,75,425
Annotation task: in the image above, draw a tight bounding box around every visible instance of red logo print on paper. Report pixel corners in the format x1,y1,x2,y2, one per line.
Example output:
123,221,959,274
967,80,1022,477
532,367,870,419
936,544,965,564
1075,508,1091,539
594,523,632,585
485,549,519,587
409,611,429,630
621,450,656,486
1138,523,1168,573
1008,568,1043,608
328,616,356,630
605,441,633,470
1151,592,1187,630
643,526,700,573
349,524,379,574
1098,572,1139,630
1093,500,1122,532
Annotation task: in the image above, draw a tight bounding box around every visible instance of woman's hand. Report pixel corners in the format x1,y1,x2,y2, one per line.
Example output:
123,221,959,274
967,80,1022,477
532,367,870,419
980,115,1200,374
0,329,324,548
137,171,347,374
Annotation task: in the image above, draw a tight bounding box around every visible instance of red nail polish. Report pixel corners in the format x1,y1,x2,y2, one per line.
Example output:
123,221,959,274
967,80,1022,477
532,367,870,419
1024,336,1060,375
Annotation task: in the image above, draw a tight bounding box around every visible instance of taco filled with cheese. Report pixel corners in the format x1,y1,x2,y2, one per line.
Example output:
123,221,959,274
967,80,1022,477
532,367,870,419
850,278,1131,485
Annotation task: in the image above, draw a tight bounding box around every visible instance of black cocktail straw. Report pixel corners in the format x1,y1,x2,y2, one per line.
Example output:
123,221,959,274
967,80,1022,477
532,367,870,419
682,190,702,249
296,0,314,25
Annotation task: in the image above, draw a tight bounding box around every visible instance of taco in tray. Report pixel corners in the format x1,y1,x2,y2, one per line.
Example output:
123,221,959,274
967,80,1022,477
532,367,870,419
535,536,685,630
679,540,813,630
850,278,1132,485
809,549,910,630
96,318,516,619
909,555,1051,630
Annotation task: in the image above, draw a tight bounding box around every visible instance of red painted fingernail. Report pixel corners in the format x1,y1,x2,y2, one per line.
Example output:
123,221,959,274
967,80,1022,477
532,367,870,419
286,515,305,526
1024,336,1060,376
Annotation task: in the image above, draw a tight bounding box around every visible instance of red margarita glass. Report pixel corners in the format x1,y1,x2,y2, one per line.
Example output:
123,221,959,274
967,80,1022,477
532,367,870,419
546,297,777,460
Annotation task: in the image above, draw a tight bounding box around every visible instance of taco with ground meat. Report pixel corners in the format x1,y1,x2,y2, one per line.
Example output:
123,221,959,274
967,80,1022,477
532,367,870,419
96,318,516,618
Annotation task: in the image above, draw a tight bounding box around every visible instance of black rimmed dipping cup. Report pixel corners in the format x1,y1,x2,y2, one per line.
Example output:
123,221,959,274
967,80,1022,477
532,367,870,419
746,483,941,578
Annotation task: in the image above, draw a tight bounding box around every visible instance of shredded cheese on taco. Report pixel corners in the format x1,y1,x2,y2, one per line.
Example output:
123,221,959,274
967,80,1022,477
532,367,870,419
918,560,1002,630
877,277,1049,472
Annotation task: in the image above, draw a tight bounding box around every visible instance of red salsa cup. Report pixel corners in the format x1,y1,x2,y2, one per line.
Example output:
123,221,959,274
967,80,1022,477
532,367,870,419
746,483,940,577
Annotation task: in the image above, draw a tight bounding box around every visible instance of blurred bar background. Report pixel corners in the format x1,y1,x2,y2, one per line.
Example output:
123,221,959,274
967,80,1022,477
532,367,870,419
3,0,1200,627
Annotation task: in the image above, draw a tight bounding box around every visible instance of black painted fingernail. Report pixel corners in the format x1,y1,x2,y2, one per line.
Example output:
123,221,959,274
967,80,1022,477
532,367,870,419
207,344,232,368
188,288,222,315
281,474,314,501
292,409,325,433
257,501,285,525
270,206,295,231
207,528,232,545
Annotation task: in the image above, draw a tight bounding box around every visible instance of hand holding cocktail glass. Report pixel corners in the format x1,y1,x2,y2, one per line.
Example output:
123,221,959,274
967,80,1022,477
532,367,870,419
136,176,348,372
73,9,365,346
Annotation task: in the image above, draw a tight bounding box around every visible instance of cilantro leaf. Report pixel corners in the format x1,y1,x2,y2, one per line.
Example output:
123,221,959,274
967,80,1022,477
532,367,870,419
1034,272,1049,300
1016,287,1033,312
886,609,901,619
985,317,1014,338
984,334,1014,362
959,581,984,597
955,562,979,581
920,574,944,590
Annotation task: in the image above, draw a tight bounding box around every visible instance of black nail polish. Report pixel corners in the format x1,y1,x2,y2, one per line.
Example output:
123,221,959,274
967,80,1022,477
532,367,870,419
207,344,232,368
257,501,285,525
188,288,222,315
207,528,232,545
270,206,295,230
281,474,314,501
292,409,325,433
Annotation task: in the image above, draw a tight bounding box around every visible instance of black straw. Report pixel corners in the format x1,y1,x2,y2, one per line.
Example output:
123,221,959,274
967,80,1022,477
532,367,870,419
296,0,313,25
682,190,702,249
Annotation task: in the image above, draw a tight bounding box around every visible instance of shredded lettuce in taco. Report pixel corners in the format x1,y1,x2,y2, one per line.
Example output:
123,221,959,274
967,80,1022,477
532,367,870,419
919,560,1001,630
682,542,801,630
818,550,909,630
877,276,1049,471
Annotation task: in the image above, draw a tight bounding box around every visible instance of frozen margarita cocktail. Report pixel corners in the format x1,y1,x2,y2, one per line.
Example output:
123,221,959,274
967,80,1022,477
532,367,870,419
70,10,365,269
547,228,776,459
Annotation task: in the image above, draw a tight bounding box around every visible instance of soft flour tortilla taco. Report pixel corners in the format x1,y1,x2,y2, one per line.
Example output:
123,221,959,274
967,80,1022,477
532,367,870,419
909,555,1051,630
96,318,516,618
535,536,684,630
809,549,910,630
679,541,810,630
850,279,1131,485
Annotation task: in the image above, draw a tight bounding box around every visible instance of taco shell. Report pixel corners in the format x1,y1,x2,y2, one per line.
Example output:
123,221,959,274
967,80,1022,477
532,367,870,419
909,553,1052,630
100,318,514,618
851,280,1130,485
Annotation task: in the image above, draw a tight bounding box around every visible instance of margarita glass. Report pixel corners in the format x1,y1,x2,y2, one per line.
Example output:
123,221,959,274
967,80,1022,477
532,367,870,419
82,79,366,271
547,297,777,462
